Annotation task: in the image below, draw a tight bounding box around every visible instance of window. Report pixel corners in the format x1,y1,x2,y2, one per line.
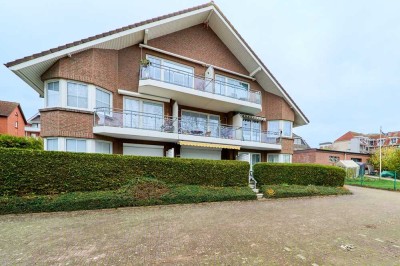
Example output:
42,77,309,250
46,138,58,151
47,81,60,107
242,119,261,142
267,154,292,163
96,88,111,111
67,82,88,108
146,55,194,88
329,156,340,163
294,138,302,145
95,141,112,154
123,97,163,130
377,139,385,146
181,110,220,137
66,139,87,153
215,74,249,100
267,120,293,138
351,158,362,162
391,138,397,144
14,121,18,128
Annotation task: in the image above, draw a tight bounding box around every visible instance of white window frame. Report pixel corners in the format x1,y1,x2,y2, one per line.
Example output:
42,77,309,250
181,109,220,135
215,74,250,98
95,140,112,154
95,87,112,114
267,153,292,163
45,138,60,151
146,55,195,87
242,119,261,141
43,79,113,112
45,80,61,107
66,81,89,109
267,120,293,138
65,138,87,153
390,138,397,144
123,96,164,129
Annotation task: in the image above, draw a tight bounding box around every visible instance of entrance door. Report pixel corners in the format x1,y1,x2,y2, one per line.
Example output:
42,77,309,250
238,152,261,170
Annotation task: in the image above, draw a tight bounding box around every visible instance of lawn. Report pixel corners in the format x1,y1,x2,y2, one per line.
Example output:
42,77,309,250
260,184,351,198
345,177,398,191
0,177,256,215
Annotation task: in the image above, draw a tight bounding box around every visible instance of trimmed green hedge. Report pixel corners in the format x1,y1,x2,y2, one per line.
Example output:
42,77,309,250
0,148,249,196
0,134,43,150
253,163,346,187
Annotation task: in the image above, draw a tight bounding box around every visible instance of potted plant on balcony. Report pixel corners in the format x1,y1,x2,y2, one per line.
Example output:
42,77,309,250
140,59,151,67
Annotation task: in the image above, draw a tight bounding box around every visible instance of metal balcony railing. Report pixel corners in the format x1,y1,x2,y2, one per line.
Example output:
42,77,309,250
140,63,262,105
94,108,280,144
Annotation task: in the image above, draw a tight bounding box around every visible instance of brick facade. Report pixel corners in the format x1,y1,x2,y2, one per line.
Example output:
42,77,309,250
39,24,296,158
0,106,26,137
293,149,371,165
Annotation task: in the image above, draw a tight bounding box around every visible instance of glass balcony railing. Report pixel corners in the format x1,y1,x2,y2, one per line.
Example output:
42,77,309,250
140,63,262,105
94,108,280,144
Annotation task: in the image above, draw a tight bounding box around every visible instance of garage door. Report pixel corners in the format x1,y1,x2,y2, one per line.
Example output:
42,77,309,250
180,147,221,160
123,144,164,157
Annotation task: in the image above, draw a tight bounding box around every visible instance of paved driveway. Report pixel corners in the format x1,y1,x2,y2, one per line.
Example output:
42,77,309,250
1,186,400,265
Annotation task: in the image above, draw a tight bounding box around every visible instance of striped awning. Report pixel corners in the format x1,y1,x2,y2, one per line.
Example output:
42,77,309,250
178,141,241,150
240,114,266,121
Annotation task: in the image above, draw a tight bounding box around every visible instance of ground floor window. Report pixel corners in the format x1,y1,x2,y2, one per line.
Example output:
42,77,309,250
237,152,261,170
95,141,112,154
66,139,87,153
46,138,59,151
267,153,292,163
44,138,112,154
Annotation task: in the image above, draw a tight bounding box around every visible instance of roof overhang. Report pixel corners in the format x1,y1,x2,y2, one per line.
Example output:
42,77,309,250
5,2,309,126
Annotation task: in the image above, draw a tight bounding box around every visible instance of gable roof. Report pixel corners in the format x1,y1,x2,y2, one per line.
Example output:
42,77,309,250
4,1,309,126
335,131,363,142
0,100,27,123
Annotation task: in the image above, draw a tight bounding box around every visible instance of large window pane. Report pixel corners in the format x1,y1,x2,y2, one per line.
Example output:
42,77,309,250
95,141,111,154
267,154,280,163
142,101,163,130
67,82,88,108
242,119,260,141
47,82,60,107
66,139,87,153
282,121,292,137
46,138,58,151
123,98,140,128
96,89,111,111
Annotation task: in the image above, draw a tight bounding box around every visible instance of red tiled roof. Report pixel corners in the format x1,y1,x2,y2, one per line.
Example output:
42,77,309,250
335,131,363,142
0,100,19,117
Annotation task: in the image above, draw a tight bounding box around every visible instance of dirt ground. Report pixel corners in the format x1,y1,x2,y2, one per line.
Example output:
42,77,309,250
1,186,399,265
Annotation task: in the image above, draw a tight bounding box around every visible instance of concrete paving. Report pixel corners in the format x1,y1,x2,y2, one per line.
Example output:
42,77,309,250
1,186,399,265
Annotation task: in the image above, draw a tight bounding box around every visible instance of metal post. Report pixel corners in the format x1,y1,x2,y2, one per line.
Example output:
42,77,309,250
394,172,397,191
379,126,382,179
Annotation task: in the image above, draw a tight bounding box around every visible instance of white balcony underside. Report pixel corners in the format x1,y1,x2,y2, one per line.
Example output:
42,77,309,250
93,126,281,151
24,127,41,132
138,79,262,114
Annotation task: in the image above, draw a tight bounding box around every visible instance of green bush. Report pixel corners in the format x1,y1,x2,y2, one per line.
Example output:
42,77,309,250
0,134,43,150
253,163,346,187
0,148,249,196
0,179,256,215
261,184,351,199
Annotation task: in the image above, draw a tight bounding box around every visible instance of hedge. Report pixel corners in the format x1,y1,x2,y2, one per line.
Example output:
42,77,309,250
0,148,249,196
0,134,43,150
253,163,346,187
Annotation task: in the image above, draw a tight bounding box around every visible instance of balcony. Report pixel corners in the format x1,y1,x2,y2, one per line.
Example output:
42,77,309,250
93,108,281,150
138,64,262,114
24,126,41,132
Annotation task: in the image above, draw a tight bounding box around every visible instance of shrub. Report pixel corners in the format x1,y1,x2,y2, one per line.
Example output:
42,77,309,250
0,148,249,196
0,134,43,150
253,163,346,187
260,184,351,198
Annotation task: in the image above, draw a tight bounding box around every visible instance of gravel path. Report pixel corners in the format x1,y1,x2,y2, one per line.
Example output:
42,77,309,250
1,186,399,265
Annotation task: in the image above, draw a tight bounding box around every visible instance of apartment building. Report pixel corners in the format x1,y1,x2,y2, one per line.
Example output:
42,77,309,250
5,2,308,166
0,100,27,137
25,113,41,138
293,149,371,165
329,131,400,154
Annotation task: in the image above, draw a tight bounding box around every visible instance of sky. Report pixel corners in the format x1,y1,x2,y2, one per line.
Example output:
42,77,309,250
1,0,399,147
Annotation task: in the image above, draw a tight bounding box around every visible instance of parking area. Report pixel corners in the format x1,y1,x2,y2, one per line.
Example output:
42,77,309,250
1,186,400,265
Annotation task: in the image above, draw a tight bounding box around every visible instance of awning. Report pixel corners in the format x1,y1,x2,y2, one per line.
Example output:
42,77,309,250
178,141,241,150
240,114,267,121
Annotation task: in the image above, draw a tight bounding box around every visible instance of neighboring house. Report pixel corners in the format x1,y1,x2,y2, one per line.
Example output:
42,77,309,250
0,100,27,137
4,2,309,166
293,133,310,150
319,142,332,149
330,131,400,154
293,149,371,166
25,113,41,138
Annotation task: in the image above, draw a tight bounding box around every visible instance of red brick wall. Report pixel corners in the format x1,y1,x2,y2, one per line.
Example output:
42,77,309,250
0,107,26,136
293,150,371,165
40,24,295,155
